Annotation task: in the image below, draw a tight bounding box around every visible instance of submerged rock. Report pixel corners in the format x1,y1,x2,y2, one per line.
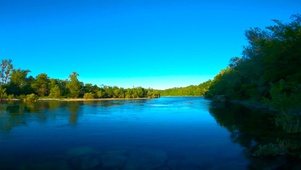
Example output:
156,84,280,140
124,148,168,170
67,146,99,157
80,155,100,170
64,146,101,170
100,148,129,168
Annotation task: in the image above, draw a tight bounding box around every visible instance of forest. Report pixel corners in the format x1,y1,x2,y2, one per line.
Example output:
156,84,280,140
205,14,301,115
160,80,211,96
0,62,160,101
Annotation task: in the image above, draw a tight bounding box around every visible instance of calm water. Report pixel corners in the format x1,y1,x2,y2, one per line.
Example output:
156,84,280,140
0,97,299,170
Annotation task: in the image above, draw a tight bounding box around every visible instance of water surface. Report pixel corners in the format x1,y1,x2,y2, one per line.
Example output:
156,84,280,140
0,97,298,169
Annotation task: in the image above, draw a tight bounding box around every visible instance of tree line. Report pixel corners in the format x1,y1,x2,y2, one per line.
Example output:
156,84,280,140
204,14,301,114
0,61,160,101
160,80,211,96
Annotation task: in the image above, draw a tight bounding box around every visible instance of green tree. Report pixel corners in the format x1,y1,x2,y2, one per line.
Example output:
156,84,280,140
96,88,105,98
0,59,13,85
125,88,133,98
103,86,113,98
83,92,95,99
66,72,82,98
31,73,50,97
6,68,32,95
49,85,62,98
160,80,211,96
0,85,7,100
0,59,13,99
48,79,63,98
147,88,160,98
205,14,301,114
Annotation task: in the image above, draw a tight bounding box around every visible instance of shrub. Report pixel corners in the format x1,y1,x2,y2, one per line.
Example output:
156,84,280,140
253,143,287,157
7,94,14,100
83,92,95,99
23,93,38,102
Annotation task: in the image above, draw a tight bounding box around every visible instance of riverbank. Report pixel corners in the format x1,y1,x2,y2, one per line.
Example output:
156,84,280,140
0,97,153,102
229,99,278,113
38,98,151,101
209,95,278,113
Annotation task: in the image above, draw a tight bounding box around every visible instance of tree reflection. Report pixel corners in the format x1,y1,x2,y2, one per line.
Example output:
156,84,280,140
209,102,301,169
0,104,27,132
66,102,81,124
0,99,149,134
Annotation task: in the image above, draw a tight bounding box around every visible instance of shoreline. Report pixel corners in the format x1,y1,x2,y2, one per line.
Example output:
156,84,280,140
1,98,154,102
226,99,278,113
209,95,278,113
38,98,151,102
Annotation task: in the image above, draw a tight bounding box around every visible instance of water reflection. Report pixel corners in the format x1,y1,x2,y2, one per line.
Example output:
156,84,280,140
66,103,81,124
0,100,145,133
1,98,247,170
0,104,27,132
2,98,301,169
209,101,301,169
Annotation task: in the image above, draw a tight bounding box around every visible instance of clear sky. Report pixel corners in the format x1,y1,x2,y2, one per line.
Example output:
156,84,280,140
0,0,299,89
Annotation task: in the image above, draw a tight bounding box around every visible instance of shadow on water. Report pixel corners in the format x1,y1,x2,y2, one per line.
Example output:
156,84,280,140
209,101,301,169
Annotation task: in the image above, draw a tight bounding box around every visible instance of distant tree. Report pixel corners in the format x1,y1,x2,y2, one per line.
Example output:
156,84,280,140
48,78,63,98
103,86,113,98
49,85,62,98
135,87,145,98
147,89,160,98
125,88,133,98
66,72,82,98
6,68,31,95
160,80,211,96
31,73,50,96
0,85,7,100
0,59,13,85
83,92,95,99
96,89,105,98
83,83,99,94
0,59,13,99
56,79,68,97
114,87,125,98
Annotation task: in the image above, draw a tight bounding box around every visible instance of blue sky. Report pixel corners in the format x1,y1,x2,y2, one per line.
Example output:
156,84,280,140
0,0,299,89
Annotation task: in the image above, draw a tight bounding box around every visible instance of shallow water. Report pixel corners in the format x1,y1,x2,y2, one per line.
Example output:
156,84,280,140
0,97,299,169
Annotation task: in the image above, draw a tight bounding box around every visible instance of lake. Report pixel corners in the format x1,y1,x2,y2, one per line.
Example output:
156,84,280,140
0,97,300,170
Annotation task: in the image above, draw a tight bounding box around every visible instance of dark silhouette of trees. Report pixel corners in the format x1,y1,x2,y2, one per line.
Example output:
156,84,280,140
205,14,301,114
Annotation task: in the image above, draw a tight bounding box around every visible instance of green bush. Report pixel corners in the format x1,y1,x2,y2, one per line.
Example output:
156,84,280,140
83,92,95,99
253,143,287,157
275,114,301,133
7,94,14,100
23,93,38,102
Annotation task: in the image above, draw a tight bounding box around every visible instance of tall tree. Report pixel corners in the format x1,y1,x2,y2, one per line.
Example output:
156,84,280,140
66,72,82,98
0,59,13,85
6,68,31,95
49,85,62,98
48,78,62,98
31,73,50,96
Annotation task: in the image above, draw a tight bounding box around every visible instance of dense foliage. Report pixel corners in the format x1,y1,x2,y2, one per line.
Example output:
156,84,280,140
205,14,301,114
0,62,160,100
160,80,211,96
